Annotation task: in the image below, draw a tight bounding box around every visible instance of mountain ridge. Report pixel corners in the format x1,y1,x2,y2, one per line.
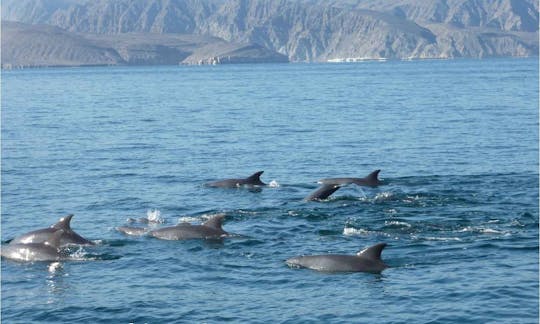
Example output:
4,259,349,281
2,0,538,67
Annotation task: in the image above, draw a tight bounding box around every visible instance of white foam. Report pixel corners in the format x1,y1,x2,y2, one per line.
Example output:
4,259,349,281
68,246,91,261
373,191,394,202
479,228,504,234
458,226,504,234
268,180,280,188
424,236,462,241
343,227,371,236
384,221,411,228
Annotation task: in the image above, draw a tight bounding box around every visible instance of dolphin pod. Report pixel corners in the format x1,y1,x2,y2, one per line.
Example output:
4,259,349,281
3,169,390,273
285,243,388,273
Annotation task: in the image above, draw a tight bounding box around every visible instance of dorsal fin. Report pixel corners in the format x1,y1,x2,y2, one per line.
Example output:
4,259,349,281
52,214,74,230
202,214,226,229
44,230,64,248
365,169,381,182
246,171,265,183
357,243,387,260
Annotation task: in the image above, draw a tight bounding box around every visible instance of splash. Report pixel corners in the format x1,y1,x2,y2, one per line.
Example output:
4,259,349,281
268,180,280,188
147,209,164,223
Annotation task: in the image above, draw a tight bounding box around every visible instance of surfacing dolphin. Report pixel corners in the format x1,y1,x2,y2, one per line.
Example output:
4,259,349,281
116,226,149,236
118,214,230,240
1,230,68,262
150,214,228,240
10,214,94,246
304,184,342,201
318,169,383,187
206,171,266,188
285,243,388,273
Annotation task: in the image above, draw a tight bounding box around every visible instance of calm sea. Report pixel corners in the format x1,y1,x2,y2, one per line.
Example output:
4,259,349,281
1,58,538,323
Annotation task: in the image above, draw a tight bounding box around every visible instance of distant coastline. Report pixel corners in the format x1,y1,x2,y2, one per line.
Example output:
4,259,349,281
2,0,538,69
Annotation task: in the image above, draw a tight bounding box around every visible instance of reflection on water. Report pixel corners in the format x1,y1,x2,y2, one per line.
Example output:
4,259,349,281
46,262,68,305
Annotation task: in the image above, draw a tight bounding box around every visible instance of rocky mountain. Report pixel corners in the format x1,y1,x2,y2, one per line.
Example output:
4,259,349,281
1,20,288,68
1,0,538,66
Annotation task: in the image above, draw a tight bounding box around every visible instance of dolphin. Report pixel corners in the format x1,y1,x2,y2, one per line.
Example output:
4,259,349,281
149,214,228,240
318,169,383,187
1,230,67,262
116,226,149,236
9,214,94,246
206,171,266,188
285,243,388,273
304,184,342,201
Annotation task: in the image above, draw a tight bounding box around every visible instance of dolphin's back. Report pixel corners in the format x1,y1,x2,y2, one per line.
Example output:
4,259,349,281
318,170,382,187
206,171,265,188
286,254,386,273
10,228,56,245
149,224,226,240
1,243,61,262
286,243,388,273
2,230,65,262
117,226,148,236
305,184,341,201
9,215,93,246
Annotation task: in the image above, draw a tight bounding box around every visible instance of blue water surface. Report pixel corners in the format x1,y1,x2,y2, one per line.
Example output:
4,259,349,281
1,58,538,323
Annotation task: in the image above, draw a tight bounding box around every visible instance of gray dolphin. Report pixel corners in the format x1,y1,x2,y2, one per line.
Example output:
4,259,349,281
10,214,94,246
285,243,388,273
304,184,342,201
116,226,149,236
149,214,228,240
118,214,230,240
318,169,383,187
206,171,266,188
1,230,67,262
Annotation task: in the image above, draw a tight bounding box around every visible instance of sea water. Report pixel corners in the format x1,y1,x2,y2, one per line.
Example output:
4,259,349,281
1,58,538,323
